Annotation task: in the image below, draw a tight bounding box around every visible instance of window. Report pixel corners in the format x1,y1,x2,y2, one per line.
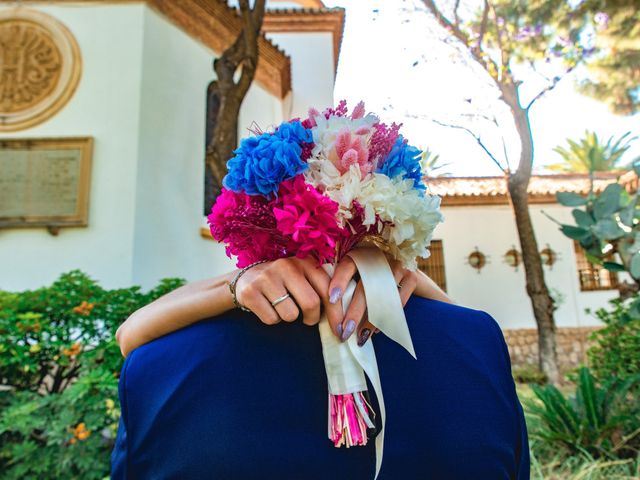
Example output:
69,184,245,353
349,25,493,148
417,240,447,292
573,241,619,291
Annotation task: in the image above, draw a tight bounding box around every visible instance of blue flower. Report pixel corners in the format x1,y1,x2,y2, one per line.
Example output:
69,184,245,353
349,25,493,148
377,136,426,193
223,121,313,196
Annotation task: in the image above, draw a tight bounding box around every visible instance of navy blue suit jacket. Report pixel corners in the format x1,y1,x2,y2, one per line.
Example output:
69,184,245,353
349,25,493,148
111,297,529,479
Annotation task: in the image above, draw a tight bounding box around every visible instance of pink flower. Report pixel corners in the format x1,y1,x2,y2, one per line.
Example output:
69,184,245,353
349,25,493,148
368,121,402,168
273,176,347,265
336,201,373,261
333,128,372,176
207,189,291,267
323,100,349,118
351,101,366,120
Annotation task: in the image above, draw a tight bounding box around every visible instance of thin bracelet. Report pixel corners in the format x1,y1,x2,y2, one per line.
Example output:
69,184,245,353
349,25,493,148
228,260,268,312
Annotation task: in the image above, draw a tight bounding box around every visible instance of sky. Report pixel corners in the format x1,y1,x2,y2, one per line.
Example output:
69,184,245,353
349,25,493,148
322,0,639,177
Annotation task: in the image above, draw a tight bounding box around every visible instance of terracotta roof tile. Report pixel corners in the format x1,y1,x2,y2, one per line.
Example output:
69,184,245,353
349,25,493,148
426,172,637,206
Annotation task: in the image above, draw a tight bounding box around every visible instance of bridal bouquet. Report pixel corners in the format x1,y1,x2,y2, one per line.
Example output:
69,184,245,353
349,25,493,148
208,101,443,476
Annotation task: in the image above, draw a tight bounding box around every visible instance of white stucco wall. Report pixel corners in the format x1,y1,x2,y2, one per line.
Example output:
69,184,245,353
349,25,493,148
131,6,234,289
436,203,619,330
132,6,292,290
0,4,146,291
0,4,285,292
266,32,336,118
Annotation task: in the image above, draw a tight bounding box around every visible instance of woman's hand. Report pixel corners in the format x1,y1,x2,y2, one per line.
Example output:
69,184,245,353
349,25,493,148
328,257,418,347
235,257,345,338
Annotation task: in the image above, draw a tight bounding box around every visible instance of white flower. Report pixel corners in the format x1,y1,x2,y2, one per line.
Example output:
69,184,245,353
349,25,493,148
305,162,444,269
304,159,366,224
357,174,444,270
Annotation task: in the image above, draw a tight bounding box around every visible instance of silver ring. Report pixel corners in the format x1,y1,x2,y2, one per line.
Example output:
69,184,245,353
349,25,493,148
271,293,291,307
397,282,403,290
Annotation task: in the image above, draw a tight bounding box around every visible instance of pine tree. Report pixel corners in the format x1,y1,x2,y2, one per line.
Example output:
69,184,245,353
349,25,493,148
575,1,640,115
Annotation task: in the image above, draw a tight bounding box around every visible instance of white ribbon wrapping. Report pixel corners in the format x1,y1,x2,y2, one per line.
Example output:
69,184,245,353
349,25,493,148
318,248,416,479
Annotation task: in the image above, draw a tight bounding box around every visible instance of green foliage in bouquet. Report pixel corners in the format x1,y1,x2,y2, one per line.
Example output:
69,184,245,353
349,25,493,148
525,367,640,460
0,270,185,479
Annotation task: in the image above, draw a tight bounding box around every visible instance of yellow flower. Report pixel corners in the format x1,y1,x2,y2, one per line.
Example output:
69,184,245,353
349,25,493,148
105,398,115,410
29,344,41,354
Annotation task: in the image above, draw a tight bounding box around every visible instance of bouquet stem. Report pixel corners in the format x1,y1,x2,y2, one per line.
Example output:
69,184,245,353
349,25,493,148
329,391,375,447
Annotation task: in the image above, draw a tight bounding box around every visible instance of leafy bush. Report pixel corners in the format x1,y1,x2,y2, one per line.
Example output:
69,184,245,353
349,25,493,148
525,367,640,460
512,366,548,385
587,298,640,385
0,270,184,479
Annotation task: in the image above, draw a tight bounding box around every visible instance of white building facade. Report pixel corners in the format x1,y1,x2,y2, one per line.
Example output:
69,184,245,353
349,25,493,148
0,0,343,290
0,1,622,368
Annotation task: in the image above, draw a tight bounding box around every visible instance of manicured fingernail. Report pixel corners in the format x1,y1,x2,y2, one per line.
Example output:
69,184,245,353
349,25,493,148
336,323,343,338
329,287,342,304
341,319,356,342
357,328,372,347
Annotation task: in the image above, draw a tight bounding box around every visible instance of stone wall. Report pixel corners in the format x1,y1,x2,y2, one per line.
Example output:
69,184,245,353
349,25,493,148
502,327,601,371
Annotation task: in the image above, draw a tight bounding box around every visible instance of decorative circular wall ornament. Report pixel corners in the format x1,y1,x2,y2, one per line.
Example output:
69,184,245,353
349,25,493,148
540,244,559,269
0,8,82,131
503,246,522,271
466,247,487,273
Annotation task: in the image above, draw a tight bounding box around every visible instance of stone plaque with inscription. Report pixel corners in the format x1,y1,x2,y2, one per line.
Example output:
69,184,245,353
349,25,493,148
0,137,93,229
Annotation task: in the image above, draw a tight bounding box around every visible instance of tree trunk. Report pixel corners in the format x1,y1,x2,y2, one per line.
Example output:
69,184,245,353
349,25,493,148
501,81,560,385
204,0,266,209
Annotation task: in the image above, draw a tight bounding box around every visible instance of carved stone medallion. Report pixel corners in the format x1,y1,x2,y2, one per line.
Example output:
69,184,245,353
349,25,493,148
0,8,82,131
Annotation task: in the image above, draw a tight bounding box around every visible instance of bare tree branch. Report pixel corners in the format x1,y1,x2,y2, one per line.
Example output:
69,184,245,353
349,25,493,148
487,1,509,82
421,0,470,47
453,0,461,28
475,0,490,55
500,131,511,172
432,118,507,172
525,67,573,110
423,0,503,89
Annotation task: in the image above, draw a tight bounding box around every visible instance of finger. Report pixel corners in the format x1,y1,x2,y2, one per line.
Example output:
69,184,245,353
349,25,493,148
272,296,299,323
356,314,376,347
244,293,281,326
283,267,322,326
328,256,358,305
398,271,418,306
341,280,366,342
260,276,300,323
296,259,331,327
326,256,359,338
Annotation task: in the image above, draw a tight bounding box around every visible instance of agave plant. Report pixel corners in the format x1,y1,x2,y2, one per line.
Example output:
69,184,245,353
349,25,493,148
547,130,638,173
525,367,640,459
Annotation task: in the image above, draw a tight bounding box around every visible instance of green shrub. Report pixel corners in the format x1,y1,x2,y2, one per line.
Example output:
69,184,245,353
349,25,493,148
0,270,185,479
512,366,548,385
525,367,640,460
587,298,640,385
